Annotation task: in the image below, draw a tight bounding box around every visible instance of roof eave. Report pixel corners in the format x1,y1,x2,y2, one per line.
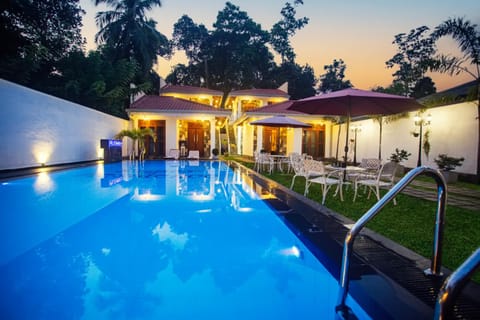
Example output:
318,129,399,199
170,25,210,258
126,108,231,116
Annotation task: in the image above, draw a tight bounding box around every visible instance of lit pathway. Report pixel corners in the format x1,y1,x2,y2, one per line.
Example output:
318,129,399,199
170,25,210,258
402,180,480,211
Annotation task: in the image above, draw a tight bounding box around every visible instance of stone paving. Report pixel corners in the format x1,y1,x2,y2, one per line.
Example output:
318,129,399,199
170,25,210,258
402,180,480,211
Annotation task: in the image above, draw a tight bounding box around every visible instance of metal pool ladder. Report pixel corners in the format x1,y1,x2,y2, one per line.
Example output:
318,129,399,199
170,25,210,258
336,166,448,317
434,248,480,319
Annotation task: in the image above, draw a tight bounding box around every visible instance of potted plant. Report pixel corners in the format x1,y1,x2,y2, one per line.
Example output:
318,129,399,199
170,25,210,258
211,148,219,160
389,148,411,176
434,154,465,183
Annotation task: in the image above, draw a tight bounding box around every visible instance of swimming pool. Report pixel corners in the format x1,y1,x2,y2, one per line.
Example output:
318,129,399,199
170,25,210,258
0,160,372,319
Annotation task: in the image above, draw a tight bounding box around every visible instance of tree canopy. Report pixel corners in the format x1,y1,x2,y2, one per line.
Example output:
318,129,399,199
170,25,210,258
0,0,84,88
94,0,171,78
270,0,309,63
318,59,353,93
168,1,313,104
429,17,480,181
386,26,437,97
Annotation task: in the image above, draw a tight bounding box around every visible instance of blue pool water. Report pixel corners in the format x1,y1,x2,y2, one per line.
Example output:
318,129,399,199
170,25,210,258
0,160,371,319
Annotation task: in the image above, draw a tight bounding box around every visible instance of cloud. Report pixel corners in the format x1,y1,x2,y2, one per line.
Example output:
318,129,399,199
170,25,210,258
152,222,189,250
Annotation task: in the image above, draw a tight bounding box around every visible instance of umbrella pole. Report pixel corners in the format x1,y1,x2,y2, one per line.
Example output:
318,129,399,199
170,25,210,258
343,110,351,179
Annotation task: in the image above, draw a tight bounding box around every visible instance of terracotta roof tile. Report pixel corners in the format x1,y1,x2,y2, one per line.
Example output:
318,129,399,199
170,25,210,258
128,95,229,114
160,84,223,96
246,100,304,114
230,88,289,98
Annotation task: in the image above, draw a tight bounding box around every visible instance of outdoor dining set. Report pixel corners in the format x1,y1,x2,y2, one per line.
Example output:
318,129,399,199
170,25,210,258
254,152,399,205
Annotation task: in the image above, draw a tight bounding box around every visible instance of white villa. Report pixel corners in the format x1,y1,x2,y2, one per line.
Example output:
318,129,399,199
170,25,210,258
126,81,478,177
0,78,478,179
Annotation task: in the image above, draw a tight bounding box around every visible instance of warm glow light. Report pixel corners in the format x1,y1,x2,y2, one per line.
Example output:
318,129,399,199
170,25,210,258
34,171,55,194
132,188,161,201
191,193,213,201
414,115,421,123
33,143,53,165
279,245,303,258
96,165,104,178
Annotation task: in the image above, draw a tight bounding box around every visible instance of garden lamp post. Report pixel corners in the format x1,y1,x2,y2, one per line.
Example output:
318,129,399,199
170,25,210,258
414,114,431,167
351,125,361,165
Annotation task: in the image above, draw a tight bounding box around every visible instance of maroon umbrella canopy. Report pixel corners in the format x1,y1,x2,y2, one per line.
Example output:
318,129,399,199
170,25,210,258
250,115,312,128
288,88,424,167
288,88,424,116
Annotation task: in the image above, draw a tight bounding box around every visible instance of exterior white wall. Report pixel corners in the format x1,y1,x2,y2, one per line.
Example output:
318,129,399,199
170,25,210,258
0,79,129,170
329,101,478,175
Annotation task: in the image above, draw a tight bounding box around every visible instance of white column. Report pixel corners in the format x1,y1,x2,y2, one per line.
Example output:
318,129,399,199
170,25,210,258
257,126,263,153
210,118,216,157
292,128,303,154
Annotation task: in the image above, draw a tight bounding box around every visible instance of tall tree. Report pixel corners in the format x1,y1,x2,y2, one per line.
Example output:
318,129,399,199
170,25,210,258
191,2,275,106
0,0,84,88
171,15,210,86
430,17,480,182
49,46,142,118
168,2,310,101
318,59,353,93
94,0,170,78
386,26,437,97
272,62,316,99
411,76,436,98
270,0,309,63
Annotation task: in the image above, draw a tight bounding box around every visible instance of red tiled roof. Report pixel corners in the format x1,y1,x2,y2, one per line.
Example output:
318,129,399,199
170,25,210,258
160,84,223,96
127,95,229,114
230,88,289,98
246,100,304,114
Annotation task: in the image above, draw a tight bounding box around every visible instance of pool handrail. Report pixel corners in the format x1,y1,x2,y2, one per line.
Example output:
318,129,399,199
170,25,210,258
434,248,480,320
336,166,447,313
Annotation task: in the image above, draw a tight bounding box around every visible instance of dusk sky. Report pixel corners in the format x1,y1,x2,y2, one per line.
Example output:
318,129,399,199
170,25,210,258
80,0,480,92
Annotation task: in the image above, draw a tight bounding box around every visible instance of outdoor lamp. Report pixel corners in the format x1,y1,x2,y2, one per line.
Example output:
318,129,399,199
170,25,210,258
350,125,362,165
414,114,431,166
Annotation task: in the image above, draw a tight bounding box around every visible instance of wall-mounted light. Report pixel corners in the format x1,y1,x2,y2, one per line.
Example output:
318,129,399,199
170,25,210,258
413,113,432,166
34,143,53,167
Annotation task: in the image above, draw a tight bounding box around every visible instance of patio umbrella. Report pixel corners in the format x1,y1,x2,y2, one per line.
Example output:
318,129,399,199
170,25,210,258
288,88,424,169
250,115,312,128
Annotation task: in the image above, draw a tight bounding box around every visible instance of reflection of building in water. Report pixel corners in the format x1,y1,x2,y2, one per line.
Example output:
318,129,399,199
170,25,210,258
176,161,216,200
221,167,275,213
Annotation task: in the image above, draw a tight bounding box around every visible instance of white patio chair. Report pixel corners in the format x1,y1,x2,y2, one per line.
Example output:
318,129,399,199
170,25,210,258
353,161,398,205
164,148,180,160
256,152,274,174
347,158,381,182
289,159,325,191
304,161,344,205
285,152,302,174
187,150,200,159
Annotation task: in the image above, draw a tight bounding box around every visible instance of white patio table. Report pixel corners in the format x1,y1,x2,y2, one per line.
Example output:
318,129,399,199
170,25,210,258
269,154,289,172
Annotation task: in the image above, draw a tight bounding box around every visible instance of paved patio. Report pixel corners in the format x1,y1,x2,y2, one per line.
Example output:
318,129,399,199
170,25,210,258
403,180,480,211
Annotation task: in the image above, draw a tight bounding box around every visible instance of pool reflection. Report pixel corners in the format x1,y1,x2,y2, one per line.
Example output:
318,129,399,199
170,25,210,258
0,161,347,319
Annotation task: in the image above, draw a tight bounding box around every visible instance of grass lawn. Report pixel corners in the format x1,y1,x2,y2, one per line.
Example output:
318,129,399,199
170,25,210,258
227,156,480,282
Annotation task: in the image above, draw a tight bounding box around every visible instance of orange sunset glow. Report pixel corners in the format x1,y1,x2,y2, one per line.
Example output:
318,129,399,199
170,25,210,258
80,0,480,91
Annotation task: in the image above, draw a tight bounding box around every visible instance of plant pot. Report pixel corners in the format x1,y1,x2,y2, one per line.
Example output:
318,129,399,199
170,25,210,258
440,170,458,184
395,164,405,177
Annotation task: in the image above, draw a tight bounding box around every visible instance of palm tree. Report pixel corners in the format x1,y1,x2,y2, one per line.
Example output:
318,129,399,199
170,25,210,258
94,0,170,76
115,128,155,160
430,17,480,182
